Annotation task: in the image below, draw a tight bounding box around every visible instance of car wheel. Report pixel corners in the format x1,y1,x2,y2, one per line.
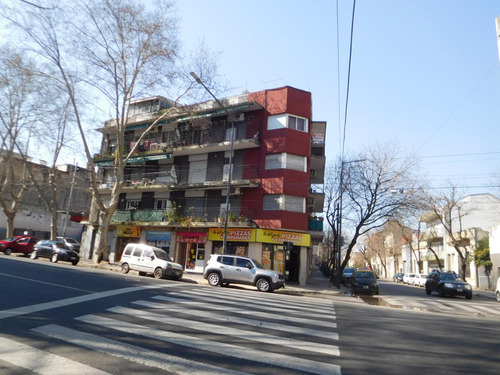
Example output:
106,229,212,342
30,251,38,260
207,272,221,286
121,263,130,274
425,288,432,295
496,291,500,303
71,260,79,266
465,292,472,300
256,277,273,292
154,267,164,279
51,254,58,263
4,248,12,256
438,286,445,298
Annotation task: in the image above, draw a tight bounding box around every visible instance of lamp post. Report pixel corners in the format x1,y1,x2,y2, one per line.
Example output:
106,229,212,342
190,72,234,254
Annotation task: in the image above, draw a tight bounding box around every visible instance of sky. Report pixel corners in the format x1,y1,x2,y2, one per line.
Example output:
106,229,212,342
175,0,500,196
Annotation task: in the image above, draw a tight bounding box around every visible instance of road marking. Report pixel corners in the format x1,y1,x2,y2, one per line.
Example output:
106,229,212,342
179,289,337,318
33,324,252,375
109,305,340,356
0,336,111,375
468,304,500,315
0,272,94,293
135,299,338,339
153,294,337,328
0,284,173,320
76,314,342,375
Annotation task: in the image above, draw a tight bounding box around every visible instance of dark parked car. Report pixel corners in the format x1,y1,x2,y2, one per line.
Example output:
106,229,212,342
351,270,379,295
393,272,404,283
0,236,39,255
31,240,80,265
425,270,472,299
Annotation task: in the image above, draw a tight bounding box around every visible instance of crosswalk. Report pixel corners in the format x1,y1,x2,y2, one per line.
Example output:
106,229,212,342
0,286,341,374
382,296,500,316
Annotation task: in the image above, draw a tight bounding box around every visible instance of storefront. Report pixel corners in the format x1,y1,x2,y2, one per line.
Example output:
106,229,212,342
209,228,253,256
256,229,310,284
176,231,207,273
114,225,141,262
146,230,172,255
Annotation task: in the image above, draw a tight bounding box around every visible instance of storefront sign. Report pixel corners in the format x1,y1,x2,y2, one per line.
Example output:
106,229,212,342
146,231,171,241
116,225,140,237
176,231,207,243
256,229,310,247
208,228,255,242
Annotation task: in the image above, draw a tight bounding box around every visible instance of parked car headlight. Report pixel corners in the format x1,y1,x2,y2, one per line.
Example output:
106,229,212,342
465,284,472,289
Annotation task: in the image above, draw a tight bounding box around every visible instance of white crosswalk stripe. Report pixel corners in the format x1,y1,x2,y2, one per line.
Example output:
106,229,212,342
2,287,341,375
382,296,500,315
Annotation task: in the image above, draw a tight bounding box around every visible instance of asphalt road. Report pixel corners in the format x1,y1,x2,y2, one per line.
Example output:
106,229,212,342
1,256,499,375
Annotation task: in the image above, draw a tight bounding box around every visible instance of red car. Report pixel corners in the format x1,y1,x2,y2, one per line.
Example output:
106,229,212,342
0,236,39,255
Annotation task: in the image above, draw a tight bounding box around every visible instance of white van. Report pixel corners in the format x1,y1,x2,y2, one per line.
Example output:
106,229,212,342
120,243,183,280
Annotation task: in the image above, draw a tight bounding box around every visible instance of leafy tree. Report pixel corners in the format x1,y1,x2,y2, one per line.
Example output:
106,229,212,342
474,237,491,275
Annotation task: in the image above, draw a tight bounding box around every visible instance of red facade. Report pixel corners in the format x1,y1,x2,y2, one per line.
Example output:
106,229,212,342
243,87,312,232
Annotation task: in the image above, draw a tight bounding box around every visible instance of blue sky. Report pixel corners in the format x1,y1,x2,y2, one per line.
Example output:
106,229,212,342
177,0,500,195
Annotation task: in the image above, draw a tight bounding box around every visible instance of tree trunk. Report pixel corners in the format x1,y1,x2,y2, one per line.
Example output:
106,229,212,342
427,247,443,270
6,213,15,238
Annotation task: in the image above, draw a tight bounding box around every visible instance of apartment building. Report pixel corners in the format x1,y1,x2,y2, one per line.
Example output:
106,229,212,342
89,86,326,285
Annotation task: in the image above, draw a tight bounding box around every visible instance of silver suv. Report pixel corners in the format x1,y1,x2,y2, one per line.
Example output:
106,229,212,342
203,254,284,292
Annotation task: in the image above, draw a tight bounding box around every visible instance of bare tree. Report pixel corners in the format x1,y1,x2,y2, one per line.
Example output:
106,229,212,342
425,187,474,280
325,143,424,287
0,48,46,237
4,0,219,261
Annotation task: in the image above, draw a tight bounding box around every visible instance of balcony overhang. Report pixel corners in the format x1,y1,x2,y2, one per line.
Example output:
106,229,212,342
94,153,172,166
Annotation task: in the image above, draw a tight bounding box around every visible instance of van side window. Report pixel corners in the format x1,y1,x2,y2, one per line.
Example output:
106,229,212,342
132,247,142,257
143,249,154,258
236,258,250,268
123,247,133,256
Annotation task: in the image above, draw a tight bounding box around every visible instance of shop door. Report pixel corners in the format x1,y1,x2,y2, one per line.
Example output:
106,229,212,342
286,247,300,283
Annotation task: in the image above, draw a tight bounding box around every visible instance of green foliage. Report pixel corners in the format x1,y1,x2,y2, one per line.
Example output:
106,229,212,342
474,237,492,270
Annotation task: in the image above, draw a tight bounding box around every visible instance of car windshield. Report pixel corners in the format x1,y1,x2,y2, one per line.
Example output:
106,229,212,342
356,272,375,279
54,242,70,249
253,259,264,269
153,249,171,261
65,238,78,244
4,237,20,242
440,273,463,281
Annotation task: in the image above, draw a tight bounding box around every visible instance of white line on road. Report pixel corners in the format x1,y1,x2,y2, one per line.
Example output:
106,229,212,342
108,306,340,356
153,294,337,328
33,324,252,375
0,336,111,375
134,299,339,339
0,284,174,320
0,272,95,293
77,314,342,375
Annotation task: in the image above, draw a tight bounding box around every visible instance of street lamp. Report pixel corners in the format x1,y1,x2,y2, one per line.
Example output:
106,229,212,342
190,72,234,254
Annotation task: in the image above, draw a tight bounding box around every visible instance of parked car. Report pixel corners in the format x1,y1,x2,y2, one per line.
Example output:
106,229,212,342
415,274,427,287
31,240,80,265
393,272,404,283
0,236,39,256
496,277,500,303
425,270,472,299
56,237,81,253
120,243,183,280
350,270,379,295
203,254,284,292
403,273,416,284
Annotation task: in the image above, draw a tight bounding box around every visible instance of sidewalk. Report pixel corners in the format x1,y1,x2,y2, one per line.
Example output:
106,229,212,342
79,259,352,298
78,259,497,301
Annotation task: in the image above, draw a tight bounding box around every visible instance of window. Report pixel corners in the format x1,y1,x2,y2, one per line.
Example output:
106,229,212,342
126,200,141,210
268,114,308,133
155,199,169,210
265,153,307,172
263,194,305,213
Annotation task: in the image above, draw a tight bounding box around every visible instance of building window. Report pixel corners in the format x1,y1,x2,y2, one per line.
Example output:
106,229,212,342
268,114,308,133
265,153,307,172
155,199,170,210
126,200,141,210
263,194,305,213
